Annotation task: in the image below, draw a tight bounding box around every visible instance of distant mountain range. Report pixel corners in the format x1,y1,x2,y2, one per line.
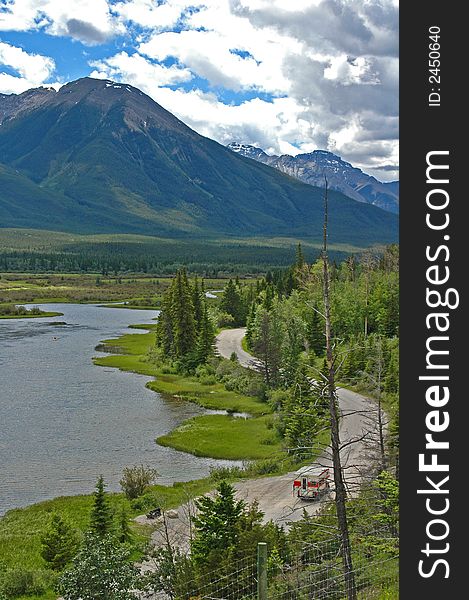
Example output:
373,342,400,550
228,143,399,214
0,77,397,247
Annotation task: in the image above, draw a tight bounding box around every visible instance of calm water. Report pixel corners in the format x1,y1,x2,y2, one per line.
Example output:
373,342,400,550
0,304,235,514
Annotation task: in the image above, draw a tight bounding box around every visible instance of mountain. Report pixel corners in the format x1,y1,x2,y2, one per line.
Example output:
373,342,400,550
228,143,399,214
0,78,397,246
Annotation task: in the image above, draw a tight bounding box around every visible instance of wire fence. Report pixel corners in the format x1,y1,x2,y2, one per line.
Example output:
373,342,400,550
168,533,398,600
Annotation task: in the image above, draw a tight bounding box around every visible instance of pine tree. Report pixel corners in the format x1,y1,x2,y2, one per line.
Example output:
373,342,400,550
295,243,305,269
245,302,257,350
220,279,242,326
118,508,133,545
90,476,113,538
306,304,324,356
192,481,245,564
252,307,283,387
41,513,80,571
156,282,175,356
196,302,214,364
172,269,197,358
192,276,203,333
263,284,275,311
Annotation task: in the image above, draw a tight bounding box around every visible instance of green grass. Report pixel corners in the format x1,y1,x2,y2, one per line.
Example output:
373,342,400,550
147,377,267,416
0,311,62,319
0,477,217,599
93,327,269,417
241,335,249,353
157,414,282,460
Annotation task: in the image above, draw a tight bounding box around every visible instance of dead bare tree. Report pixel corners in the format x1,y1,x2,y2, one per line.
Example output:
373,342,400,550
360,249,379,337
321,178,357,600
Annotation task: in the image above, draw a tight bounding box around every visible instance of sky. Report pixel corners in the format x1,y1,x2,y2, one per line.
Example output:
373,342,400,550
0,0,398,181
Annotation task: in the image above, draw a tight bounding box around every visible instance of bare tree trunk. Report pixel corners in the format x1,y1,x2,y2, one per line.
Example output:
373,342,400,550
322,179,357,600
375,338,387,471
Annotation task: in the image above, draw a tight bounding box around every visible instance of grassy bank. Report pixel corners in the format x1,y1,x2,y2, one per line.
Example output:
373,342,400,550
0,478,216,600
157,414,281,460
94,327,270,421
0,311,63,319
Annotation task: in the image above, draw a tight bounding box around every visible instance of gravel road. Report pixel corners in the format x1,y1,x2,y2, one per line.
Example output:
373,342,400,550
144,328,378,554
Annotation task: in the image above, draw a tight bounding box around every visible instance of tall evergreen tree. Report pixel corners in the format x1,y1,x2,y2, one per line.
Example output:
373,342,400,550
192,276,203,333
192,481,245,564
118,508,133,545
156,283,175,356
245,302,257,350
196,302,214,364
306,304,324,356
90,476,113,538
220,279,242,326
295,242,305,269
252,307,283,387
171,269,197,358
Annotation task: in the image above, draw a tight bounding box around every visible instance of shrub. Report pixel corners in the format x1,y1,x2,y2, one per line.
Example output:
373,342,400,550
0,568,47,597
130,492,159,512
120,465,159,500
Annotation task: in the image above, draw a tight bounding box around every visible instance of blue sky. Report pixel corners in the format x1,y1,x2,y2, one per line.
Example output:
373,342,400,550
0,0,399,180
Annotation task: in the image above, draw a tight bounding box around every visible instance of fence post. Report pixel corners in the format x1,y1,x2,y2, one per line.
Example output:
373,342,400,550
257,542,268,600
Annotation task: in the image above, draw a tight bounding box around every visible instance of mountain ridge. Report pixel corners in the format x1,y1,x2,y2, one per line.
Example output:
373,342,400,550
228,142,399,214
0,77,398,246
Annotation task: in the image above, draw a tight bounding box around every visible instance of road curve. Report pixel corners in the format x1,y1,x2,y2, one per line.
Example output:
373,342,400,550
216,328,378,525
145,329,378,555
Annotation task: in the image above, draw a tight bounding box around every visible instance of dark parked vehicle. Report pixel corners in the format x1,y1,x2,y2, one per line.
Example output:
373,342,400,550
146,507,162,519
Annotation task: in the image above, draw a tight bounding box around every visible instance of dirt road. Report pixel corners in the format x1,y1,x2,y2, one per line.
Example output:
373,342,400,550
145,328,377,552
216,328,376,524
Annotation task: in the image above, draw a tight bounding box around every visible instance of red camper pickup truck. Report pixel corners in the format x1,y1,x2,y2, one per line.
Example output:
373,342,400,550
293,466,330,500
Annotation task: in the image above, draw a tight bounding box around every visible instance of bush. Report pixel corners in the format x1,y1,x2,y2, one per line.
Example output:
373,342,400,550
130,492,159,512
248,459,282,476
209,466,245,481
195,364,215,378
199,375,217,385
0,568,47,597
120,465,159,500
216,312,235,327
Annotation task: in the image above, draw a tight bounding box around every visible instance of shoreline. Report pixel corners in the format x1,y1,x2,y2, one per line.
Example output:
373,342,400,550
0,310,63,319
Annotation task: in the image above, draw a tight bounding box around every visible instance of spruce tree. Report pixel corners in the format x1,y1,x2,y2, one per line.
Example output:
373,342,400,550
245,302,257,350
90,476,113,538
192,276,203,333
295,242,305,269
196,302,214,364
41,513,79,571
192,481,245,563
118,508,133,545
172,269,197,358
220,279,242,325
156,282,175,356
306,304,324,356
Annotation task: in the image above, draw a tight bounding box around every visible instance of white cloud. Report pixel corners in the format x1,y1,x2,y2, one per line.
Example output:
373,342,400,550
139,29,293,94
89,51,193,87
0,41,55,82
0,41,57,93
0,0,121,43
113,0,184,29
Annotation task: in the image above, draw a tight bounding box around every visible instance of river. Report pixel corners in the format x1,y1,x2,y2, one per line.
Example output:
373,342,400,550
0,303,236,515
